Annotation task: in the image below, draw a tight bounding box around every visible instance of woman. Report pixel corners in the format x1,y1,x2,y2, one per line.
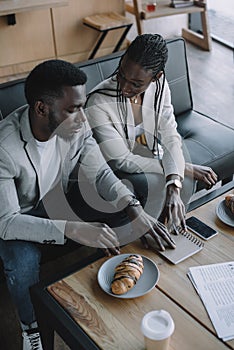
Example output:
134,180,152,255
86,34,217,232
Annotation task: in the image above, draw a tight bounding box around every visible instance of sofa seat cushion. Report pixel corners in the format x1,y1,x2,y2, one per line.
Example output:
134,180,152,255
176,110,234,180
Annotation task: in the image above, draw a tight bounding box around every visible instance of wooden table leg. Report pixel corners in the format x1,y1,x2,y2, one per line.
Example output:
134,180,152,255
30,285,55,350
38,321,54,350
182,11,212,51
88,31,108,59
113,24,132,52
133,0,143,35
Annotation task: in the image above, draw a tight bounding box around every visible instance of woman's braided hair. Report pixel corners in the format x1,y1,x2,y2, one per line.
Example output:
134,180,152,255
116,34,168,152
86,34,168,153
125,33,168,78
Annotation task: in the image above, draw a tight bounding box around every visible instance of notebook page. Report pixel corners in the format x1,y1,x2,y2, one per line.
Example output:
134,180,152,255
158,231,204,264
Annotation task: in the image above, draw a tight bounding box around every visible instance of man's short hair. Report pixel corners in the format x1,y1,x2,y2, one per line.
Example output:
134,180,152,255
25,59,87,107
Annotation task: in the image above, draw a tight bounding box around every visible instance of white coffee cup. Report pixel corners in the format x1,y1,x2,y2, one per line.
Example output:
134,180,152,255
141,310,175,350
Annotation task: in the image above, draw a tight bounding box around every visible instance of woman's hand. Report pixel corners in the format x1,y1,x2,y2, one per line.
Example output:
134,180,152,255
158,185,186,234
185,163,218,189
125,205,176,251
65,221,120,256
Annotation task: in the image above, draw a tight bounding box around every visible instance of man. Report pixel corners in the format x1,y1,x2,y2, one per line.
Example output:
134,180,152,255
0,59,175,349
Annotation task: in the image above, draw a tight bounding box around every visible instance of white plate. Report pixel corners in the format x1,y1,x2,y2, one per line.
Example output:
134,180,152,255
97,254,159,299
216,200,234,227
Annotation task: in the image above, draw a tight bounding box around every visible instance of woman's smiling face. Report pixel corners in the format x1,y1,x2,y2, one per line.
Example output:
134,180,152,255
117,55,155,98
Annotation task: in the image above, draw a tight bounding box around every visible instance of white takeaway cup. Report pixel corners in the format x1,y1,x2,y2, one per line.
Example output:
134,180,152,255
141,310,175,350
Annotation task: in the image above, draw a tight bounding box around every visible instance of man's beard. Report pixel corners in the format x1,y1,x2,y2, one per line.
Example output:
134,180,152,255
48,110,59,134
48,109,74,141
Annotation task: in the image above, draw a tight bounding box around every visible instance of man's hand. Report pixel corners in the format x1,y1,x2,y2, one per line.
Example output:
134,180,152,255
65,221,120,256
125,205,176,251
158,185,186,235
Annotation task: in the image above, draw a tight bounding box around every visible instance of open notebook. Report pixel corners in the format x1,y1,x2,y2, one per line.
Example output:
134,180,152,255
158,231,204,264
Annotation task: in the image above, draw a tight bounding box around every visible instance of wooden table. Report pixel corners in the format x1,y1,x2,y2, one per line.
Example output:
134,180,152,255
31,186,234,350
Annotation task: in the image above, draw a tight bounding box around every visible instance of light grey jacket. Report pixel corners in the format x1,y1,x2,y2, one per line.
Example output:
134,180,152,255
0,106,132,243
86,75,185,179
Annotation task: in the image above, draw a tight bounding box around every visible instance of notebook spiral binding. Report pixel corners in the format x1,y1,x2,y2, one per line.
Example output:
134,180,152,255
181,231,205,247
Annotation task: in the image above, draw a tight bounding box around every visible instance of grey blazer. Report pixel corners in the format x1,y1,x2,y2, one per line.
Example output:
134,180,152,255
0,106,132,243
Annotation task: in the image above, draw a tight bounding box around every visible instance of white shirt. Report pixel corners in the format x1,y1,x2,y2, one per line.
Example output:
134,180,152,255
35,136,61,199
135,122,144,138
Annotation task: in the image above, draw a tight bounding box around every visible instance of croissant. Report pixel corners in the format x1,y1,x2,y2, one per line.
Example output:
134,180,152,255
111,254,144,295
225,194,234,214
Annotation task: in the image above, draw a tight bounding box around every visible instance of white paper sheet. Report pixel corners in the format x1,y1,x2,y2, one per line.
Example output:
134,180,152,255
188,261,234,341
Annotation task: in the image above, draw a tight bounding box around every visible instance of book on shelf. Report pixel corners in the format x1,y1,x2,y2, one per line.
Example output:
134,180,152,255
170,0,195,8
188,262,234,341
158,230,204,264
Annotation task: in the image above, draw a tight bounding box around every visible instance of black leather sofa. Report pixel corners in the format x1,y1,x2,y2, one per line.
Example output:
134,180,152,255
1,38,234,191
0,37,234,283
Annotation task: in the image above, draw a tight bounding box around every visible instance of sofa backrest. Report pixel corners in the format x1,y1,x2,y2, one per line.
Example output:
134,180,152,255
78,37,193,116
0,38,192,119
165,38,193,115
0,78,26,119
76,51,122,94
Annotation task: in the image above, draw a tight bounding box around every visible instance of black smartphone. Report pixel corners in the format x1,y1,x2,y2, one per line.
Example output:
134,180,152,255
186,216,218,240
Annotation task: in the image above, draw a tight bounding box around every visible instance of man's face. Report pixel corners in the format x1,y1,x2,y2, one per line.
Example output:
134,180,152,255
47,85,87,139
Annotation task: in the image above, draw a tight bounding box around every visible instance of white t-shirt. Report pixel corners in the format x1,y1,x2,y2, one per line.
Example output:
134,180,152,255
135,122,144,138
35,136,62,199
135,122,163,159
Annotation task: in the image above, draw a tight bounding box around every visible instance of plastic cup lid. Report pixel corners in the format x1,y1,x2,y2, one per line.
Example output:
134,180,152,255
141,310,175,340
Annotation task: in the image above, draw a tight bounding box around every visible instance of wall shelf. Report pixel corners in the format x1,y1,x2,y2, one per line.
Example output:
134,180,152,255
125,0,212,51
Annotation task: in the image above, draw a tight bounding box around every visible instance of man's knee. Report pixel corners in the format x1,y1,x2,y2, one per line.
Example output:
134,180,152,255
0,240,41,279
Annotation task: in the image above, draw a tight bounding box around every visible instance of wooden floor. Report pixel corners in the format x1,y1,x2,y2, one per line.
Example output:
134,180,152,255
0,40,233,350
187,40,234,129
